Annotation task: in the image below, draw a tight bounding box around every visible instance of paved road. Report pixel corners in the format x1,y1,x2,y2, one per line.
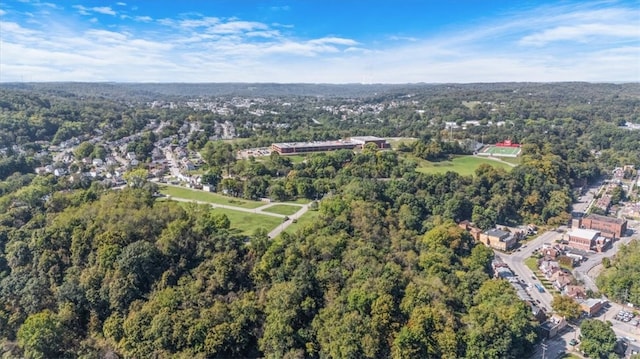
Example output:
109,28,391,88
573,234,637,292
268,203,311,238
168,197,285,218
571,179,604,214
496,230,563,311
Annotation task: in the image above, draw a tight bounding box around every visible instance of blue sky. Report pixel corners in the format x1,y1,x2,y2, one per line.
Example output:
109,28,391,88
0,0,638,83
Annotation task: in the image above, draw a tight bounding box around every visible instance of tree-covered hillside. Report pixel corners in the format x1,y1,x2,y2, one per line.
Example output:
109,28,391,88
0,183,540,358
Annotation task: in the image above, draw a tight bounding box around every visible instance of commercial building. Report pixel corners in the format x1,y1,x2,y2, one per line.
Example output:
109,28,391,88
479,229,517,251
580,298,605,317
565,228,611,252
271,136,390,155
566,228,601,251
579,214,627,238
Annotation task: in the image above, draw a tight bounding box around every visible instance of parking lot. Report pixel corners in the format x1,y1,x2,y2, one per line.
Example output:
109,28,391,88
615,309,639,327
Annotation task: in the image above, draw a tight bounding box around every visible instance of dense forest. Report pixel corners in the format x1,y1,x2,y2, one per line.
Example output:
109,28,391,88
1,183,538,358
597,240,640,307
0,82,639,357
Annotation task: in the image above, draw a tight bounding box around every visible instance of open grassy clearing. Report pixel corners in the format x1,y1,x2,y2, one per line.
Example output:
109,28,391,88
279,210,321,236
499,156,522,165
282,155,307,164
212,208,282,235
159,185,263,209
286,198,313,205
262,204,301,216
415,155,514,176
386,137,418,148
161,199,282,235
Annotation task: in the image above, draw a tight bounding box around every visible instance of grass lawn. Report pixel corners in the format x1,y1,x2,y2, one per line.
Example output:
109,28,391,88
211,208,282,235
159,185,263,209
525,257,539,272
285,198,313,205
500,157,522,165
280,210,321,236
415,155,513,176
160,199,281,235
386,137,418,148
283,155,307,164
262,204,301,216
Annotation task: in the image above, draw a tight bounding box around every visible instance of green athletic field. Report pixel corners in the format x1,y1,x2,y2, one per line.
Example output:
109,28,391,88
416,155,514,176
479,145,521,156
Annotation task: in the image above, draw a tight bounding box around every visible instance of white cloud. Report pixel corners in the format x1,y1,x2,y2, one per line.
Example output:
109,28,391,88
72,5,90,15
134,16,152,23
92,7,116,16
72,5,116,16
308,37,358,46
116,2,126,6
207,20,268,34
520,24,640,46
0,9,6,16
1,2,638,83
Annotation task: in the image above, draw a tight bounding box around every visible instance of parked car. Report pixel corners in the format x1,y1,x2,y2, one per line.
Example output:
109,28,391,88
569,339,578,346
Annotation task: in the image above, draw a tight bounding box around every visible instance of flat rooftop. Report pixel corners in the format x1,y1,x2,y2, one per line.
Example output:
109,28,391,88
272,140,358,149
350,136,386,142
568,228,601,239
486,229,510,238
585,214,626,224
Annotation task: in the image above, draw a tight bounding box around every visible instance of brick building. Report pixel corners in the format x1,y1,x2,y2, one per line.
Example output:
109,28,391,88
579,214,627,238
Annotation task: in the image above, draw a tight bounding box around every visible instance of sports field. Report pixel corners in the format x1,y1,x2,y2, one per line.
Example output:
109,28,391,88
416,155,514,176
478,145,521,157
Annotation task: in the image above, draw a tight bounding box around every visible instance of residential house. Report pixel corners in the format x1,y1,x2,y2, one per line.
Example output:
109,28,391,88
541,247,561,260
458,220,482,241
564,285,586,300
539,260,561,278
550,271,573,291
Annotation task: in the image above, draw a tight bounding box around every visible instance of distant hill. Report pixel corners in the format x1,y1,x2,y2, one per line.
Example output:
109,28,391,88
0,81,638,102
